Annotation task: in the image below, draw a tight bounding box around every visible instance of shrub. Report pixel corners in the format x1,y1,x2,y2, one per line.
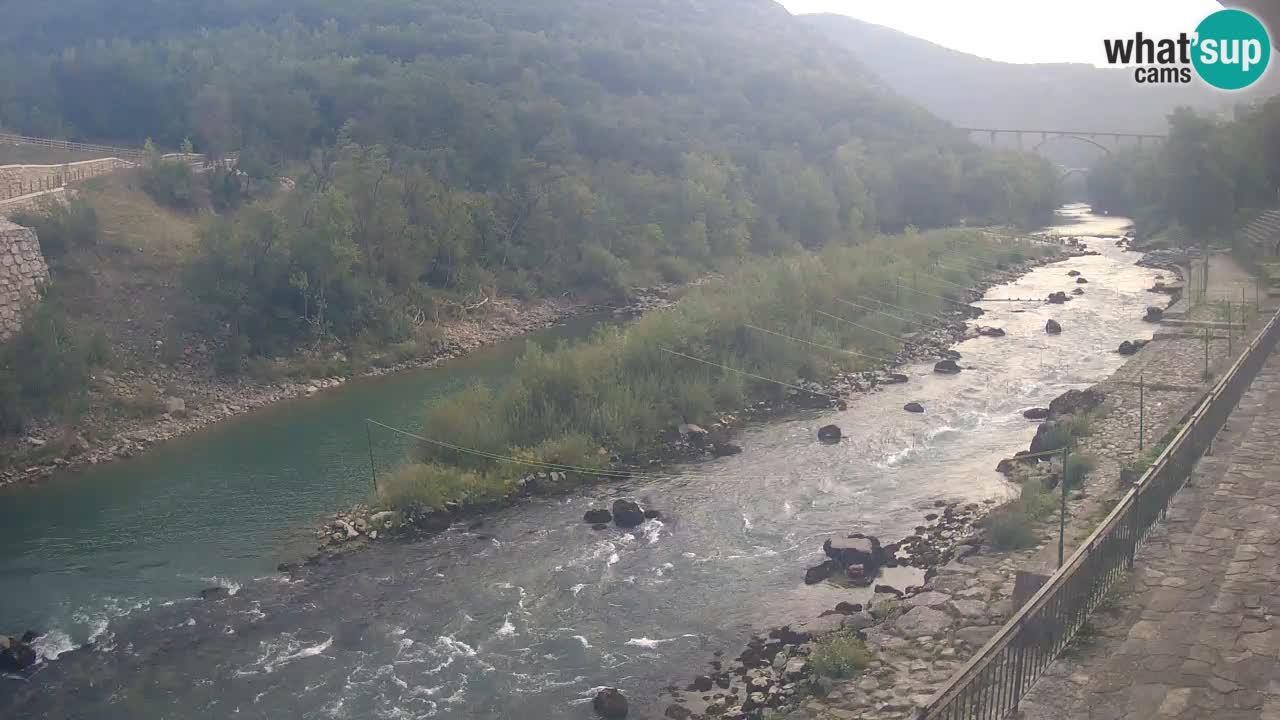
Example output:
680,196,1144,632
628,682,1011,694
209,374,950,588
377,462,504,512
809,632,871,679
10,199,100,260
0,296,101,434
988,509,1037,550
141,160,198,210
1064,452,1098,488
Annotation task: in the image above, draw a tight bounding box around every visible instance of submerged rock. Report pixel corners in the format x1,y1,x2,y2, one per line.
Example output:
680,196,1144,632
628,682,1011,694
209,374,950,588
933,359,961,374
593,688,629,718
1067,270,1081,277
1144,306,1164,322
611,499,645,528
1076,277,1089,284
0,635,36,672
710,442,743,457
804,560,838,585
817,424,842,442
199,586,230,601
976,326,1006,337
882,372,910,384
903,402,925,413
1022,407,1050,420
584,508,613,524
1045,319,1062,335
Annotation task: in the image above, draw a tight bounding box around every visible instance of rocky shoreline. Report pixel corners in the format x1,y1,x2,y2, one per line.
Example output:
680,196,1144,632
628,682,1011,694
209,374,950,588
0,286,682,490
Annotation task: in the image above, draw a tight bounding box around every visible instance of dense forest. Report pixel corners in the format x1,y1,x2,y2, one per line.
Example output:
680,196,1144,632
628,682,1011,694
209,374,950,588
0,0,1063,434
1086,99,1280,243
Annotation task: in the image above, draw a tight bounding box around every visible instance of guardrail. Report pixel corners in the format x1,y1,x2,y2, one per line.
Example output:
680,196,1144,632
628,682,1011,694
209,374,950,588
915,302,1280,719
0,157,136,201
0,131,146,160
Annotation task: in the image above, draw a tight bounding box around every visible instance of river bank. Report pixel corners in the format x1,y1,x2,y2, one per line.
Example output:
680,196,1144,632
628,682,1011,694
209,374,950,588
766,237,1268,720
3,207,1191,720
310,237,1092,557
0,286,683,490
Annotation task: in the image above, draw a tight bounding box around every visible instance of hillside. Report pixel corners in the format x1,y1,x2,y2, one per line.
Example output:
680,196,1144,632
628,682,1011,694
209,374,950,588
799,14,1264,162
0,0,1062,448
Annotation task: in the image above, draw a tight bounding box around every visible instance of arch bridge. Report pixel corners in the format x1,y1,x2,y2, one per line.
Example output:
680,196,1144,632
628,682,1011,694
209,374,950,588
958,128,1167,155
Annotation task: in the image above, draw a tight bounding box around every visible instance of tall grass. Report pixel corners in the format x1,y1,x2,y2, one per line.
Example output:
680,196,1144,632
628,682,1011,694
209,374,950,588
378,229,1050,511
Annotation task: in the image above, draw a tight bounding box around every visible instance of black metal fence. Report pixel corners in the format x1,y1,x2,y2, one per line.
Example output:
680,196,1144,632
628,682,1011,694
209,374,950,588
915,303,1280,719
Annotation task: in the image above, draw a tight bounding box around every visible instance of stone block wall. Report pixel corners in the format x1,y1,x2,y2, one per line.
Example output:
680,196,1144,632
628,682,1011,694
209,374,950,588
0,219,49,340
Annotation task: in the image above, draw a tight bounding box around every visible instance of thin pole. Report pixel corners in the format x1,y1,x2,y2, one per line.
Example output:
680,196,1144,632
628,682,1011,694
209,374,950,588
1059,442,1069,569
366,420,379,493
1227,301,1233,356
1138,373,1145,453
1204,328,1210,379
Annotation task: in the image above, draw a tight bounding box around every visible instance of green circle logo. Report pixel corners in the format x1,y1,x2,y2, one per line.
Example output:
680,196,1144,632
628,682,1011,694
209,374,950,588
1193,9,1271,90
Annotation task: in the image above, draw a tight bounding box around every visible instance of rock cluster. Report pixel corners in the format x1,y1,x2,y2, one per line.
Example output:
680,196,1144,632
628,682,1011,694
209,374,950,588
0,631,39,672
663,627,819,719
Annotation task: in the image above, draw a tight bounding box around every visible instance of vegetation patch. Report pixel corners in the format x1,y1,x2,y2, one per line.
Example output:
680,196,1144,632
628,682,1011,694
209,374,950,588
808,632,872,679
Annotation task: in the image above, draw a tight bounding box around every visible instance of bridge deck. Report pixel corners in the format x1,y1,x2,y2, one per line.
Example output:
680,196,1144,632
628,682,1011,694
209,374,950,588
1020,350,1280,720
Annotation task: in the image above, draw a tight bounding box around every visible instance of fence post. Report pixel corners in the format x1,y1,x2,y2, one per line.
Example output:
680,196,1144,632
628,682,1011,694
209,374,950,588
1227,301,1233,356
1059,442,1069,569
1138,373,1145,453
1204,328,1210,380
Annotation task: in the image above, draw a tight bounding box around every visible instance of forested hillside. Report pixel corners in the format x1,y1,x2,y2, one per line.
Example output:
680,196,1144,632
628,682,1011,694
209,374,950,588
1,0,1058,370
1087,99,1280,242
799,14,1268,166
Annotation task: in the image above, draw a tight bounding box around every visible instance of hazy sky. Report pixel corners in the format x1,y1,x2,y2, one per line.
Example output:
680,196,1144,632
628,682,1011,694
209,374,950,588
779,0,1226,65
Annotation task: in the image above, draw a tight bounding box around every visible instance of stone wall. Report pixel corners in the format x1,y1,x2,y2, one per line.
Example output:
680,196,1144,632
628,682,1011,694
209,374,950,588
0,219,49,340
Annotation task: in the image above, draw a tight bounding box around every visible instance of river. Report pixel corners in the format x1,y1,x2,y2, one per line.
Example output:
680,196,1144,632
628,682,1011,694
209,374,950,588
2,206,1156,718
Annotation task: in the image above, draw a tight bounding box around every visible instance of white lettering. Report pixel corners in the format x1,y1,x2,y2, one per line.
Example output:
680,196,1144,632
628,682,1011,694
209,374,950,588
1243,39,1262,72
1201,37,1219,64
1221,38,1239,65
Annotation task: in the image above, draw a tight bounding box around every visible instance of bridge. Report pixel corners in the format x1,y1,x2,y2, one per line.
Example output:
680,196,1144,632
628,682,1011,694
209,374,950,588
958,127,1168,155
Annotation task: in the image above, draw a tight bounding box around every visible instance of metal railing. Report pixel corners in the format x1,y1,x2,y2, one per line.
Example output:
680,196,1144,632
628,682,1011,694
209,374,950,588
915,303,1280,719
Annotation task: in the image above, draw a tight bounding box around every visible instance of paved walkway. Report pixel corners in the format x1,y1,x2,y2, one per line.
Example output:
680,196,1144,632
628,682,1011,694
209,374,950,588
1021,346,1280,720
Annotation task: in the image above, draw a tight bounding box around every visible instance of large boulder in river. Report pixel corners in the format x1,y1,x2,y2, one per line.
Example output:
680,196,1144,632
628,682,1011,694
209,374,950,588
903,402,925,413
1118,340,1138,356
1067,270,1081,277
1049,388,1105,417
584,508,613,524
1045,319,1062,335
1047,291,1069,304
1072,287,1085,295
0,635,37,672
611,499,646,528
1022,407,1050,420
593,688,629,718
934,359,961,374
1076,277,1089,284
804,560,838,585
823,534,885,576
1144,306,1164,322
817,424,842,442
